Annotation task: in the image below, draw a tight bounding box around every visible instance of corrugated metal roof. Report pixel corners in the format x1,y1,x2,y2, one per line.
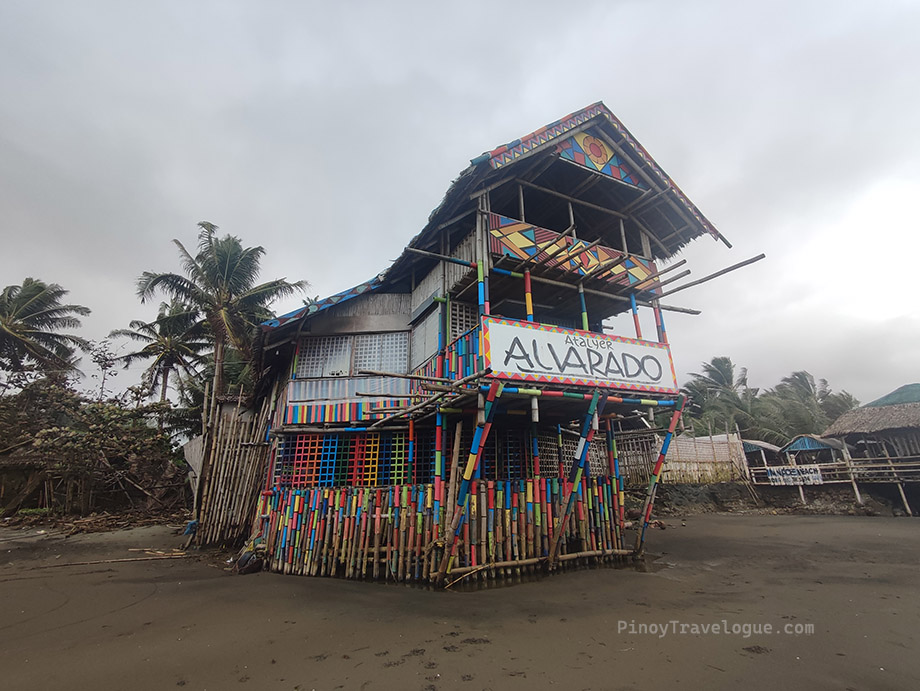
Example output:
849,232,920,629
743,439,781,454
865,383,920,407
780,434,845,453
262,275,385,330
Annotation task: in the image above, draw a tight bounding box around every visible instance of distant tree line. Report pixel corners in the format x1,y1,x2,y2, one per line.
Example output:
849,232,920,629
682,356,859,444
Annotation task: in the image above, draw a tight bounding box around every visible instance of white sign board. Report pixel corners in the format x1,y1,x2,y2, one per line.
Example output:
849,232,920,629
482,317,679,394
766,465,824,486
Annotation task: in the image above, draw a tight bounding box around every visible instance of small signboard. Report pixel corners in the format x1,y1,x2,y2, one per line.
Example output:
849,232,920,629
482,317,679,394
766,465,824,486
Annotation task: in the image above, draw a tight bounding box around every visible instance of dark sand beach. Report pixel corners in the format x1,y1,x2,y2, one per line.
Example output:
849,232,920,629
2,514,918,690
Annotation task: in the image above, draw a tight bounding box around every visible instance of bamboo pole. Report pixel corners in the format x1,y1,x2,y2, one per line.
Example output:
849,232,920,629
548,391,605,565
656,254,766,299
436,382,503,583
515,179,672,256
446,420,464,524
635,397,685,553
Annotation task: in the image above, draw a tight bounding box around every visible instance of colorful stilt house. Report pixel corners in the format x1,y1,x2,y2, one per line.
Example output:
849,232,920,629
239,102,741,585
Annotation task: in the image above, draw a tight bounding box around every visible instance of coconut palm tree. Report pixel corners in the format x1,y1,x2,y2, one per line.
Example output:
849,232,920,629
0,278,90,381
136,222,306,409
109,302,210,403
689,356,748,397
683,356,755,432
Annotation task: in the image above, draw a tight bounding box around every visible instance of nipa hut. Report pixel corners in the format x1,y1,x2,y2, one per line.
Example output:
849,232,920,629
821,385,920,513
823,385,920,460
201,102,759,586
742,439,782,468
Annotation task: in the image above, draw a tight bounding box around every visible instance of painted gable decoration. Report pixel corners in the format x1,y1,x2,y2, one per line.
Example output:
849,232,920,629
487,213,656,290
556,132,647,188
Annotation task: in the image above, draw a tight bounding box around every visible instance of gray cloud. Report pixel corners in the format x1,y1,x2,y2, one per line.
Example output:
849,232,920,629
1,0,918,402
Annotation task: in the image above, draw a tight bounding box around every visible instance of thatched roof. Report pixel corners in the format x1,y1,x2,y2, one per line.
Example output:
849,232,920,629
824,402,920,437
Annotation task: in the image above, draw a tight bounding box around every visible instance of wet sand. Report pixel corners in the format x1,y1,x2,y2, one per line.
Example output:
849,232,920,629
2,515,918,690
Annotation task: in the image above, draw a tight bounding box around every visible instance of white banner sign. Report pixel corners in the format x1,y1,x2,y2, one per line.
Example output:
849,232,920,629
482,317,678,394
766,465,824,486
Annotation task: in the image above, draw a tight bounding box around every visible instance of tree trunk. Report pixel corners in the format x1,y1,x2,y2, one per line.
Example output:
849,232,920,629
158,367,170,432
210,336,225,419
195,336,225,525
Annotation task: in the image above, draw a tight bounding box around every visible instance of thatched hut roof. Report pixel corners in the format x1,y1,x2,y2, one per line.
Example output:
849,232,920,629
823,402,920,437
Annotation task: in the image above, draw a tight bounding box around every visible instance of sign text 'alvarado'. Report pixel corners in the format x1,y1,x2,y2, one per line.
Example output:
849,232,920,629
483,317,679,394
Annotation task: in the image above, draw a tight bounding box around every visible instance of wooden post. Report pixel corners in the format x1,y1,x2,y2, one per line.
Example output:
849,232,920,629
841,442,863,505
788,452,806,505
882,446,912,516
446,419,464,524
578,283,589,331
635,397,685,553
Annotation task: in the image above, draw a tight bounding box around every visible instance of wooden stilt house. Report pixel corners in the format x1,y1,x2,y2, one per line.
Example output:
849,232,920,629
245,102,738,584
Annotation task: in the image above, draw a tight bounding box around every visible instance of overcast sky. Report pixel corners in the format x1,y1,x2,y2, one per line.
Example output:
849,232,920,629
2,0,918,403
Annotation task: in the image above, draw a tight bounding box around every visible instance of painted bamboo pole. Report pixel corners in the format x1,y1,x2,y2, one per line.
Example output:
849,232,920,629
479,480,488,572
547,391,606,565
436,381,503,583
524,269,534,321
630,293,643,339
653,301,667,343
635,395,686,553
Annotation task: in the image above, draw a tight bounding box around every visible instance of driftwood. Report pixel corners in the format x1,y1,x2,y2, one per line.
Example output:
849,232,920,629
31,554,192,569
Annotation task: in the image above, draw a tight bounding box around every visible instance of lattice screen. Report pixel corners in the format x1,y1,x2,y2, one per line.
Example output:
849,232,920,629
273,431,411,488
353,332,409,374
536,432,607,477
296,332,408,379
450,301,479,341
295,336,351,378
275,426,623,489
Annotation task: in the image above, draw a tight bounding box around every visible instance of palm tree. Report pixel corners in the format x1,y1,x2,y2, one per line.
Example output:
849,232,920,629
0,278,90,381
820,388,859,424
137,222,306,409
683,356,757,434
109,302,210,402
768,371,829,436
689,356,748,397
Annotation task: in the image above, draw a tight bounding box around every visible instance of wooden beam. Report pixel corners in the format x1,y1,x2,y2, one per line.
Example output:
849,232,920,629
657,254,766,299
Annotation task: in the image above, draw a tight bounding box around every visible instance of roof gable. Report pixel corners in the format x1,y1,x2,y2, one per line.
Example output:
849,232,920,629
824,402,920,436
556,131,647,188
476,102,726,246
866,383,920,407
263,275,384,330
